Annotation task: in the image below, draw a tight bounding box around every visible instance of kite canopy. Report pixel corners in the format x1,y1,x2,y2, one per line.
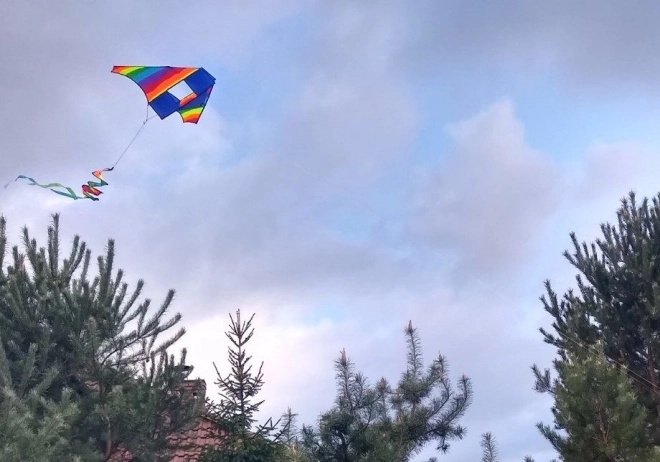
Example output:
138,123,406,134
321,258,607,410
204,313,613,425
112,66,215,123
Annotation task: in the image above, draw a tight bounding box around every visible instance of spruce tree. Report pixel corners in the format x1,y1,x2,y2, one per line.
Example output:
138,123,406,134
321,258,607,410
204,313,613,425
532,191,660,459
299,321,472,461
0,214,201,460
200,310,288,462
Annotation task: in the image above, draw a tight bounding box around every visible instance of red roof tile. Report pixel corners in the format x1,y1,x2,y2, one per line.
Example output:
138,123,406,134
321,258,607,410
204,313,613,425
168,415,225,461
107,379,225,461
108,414,225,461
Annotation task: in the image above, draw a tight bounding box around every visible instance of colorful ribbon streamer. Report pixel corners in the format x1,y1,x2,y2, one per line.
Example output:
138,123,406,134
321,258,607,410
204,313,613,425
4,168,113,201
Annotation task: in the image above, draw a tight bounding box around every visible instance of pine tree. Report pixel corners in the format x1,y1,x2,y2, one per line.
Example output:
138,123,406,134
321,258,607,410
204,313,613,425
480,344,653,462
200,310,288,462
0,214,201,460
299,320,472,461
0,333,87,461
532,191,660,458
535,341,652,461
480,432,498,462
478,433,537,462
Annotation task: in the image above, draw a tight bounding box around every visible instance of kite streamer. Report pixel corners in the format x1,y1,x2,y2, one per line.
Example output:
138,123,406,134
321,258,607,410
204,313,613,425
4,168,112,201
4,176,90,201
5,65,216,202
81,168,112,200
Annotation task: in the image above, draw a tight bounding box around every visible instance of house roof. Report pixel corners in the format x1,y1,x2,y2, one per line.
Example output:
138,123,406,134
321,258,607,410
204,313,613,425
167,415,225,461
108,379,226,462
109,415,225,462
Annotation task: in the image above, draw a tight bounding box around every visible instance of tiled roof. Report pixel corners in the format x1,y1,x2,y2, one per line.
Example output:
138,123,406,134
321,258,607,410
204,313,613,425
168,415,225,461
108,414,225,461
107,379,226,461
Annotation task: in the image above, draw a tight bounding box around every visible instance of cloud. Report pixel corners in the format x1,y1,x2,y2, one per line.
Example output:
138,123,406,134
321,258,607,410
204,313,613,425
410,99,560,280
395,1,660,101
577,141,660,202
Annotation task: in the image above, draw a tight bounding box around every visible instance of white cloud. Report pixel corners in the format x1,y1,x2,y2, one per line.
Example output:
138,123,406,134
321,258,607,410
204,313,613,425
410,99,561,280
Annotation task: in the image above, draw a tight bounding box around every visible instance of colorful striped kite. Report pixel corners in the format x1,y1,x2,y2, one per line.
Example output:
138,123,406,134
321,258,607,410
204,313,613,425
111,66,215,124
5,65,216,200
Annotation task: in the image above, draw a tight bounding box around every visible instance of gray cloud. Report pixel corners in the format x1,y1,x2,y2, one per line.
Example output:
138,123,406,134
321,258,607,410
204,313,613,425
399,0,660,97
410,99,560,281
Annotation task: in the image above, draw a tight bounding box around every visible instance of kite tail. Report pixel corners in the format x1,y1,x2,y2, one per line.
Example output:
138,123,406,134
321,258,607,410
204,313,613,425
4,175,89,200
4,168,114,201
4,104,153,202
81,167,113,200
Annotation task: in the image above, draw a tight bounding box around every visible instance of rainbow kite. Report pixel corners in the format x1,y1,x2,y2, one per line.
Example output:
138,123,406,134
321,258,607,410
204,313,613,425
5,65,216,200
111,66,215,124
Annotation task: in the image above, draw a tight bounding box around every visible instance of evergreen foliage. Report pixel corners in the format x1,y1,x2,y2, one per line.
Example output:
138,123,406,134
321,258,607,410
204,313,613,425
532,192,660,459
478,433,536,462
480,344,652,461
0,214,200,461
200,310,288,462
480,432,498,462
0,334,85,461
278,409,310,462
298,320,472,461
539,341,651,461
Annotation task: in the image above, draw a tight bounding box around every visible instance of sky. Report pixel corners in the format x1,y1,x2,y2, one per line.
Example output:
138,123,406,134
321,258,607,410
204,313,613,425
2,1,660,460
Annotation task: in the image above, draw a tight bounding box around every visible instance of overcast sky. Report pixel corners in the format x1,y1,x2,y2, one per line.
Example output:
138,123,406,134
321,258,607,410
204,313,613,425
3,2,660,460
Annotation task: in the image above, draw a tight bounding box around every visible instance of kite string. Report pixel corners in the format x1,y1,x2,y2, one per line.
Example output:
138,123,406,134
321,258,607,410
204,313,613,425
109,106,156,170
